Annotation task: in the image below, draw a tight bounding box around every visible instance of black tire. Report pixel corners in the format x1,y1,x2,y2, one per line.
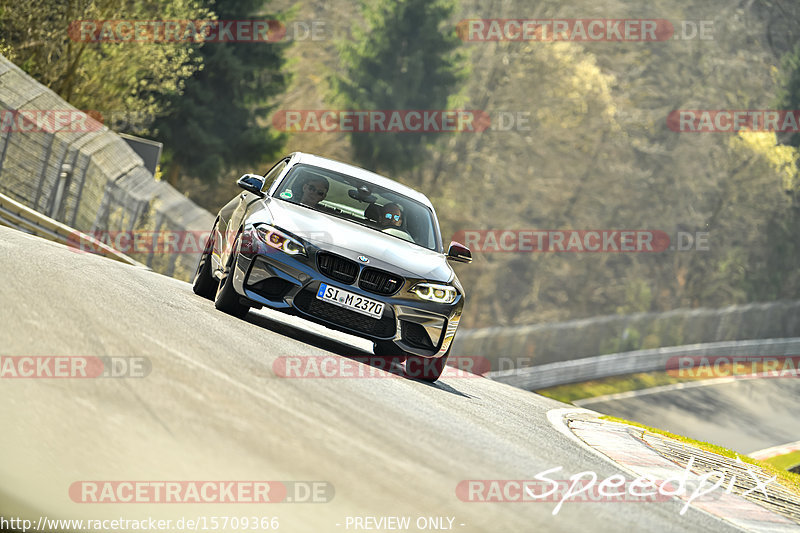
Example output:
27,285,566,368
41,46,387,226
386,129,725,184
372,341,407,371
373,341,407,360
214,235,250,319
192,222,218,300
405,352,450,383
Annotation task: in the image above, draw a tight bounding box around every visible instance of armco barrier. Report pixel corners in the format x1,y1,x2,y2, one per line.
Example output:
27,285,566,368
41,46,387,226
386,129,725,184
0,190,146,267
0,54,213,280
450,301,800,373
485,338,800,390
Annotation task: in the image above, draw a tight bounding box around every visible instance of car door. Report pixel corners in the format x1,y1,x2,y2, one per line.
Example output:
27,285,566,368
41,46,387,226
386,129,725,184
234,157,290,229
222,158,291,266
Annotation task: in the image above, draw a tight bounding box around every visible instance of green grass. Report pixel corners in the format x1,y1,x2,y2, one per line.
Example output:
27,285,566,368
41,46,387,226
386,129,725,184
764,451,800,471
535,359,789,404
536,370,691,403
600,415,800,497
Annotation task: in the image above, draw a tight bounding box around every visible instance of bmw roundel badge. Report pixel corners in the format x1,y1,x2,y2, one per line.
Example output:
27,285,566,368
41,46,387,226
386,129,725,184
358,255,369,263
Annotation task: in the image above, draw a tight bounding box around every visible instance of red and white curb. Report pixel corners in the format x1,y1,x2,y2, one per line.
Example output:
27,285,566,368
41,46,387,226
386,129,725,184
750,441,800,462
547,408,799,532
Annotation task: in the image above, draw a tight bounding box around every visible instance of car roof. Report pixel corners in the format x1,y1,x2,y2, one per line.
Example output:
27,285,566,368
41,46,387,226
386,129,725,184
289,152,434,209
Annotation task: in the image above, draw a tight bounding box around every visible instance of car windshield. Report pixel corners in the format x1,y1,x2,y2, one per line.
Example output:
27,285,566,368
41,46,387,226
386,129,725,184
273,164,441,251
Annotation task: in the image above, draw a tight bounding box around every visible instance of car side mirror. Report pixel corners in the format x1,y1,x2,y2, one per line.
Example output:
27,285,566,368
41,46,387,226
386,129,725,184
446,241,472,263
237,174,266,197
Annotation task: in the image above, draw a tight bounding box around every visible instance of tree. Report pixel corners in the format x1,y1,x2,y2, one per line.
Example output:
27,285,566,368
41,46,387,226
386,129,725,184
776,43,800,151
152,0,288,186
329,0,466,174
0,0,209,129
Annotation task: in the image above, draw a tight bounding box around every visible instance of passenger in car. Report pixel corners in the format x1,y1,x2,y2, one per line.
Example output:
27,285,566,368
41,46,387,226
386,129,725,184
379,203,403,228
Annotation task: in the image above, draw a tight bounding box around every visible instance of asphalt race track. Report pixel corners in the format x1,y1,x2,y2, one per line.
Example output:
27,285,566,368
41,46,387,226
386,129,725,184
0,227,755,532
577,378,800,455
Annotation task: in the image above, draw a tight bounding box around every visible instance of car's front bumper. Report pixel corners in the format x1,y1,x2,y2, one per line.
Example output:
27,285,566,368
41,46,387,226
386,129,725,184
230,235,462,358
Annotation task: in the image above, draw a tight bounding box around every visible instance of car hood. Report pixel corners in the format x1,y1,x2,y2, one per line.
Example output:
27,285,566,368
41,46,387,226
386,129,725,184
250,199,453,282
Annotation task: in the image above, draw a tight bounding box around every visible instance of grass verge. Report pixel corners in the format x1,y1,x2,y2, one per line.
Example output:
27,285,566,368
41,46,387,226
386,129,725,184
764,451,800,472
535,362,796,404
600,415,800,497
535,370,691,403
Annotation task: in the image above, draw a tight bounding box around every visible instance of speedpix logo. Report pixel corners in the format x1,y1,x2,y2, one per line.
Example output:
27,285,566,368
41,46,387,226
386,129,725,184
457,457,777,516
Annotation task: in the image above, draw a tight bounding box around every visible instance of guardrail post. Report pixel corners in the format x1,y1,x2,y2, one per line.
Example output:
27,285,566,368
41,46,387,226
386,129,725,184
33,133,57,210
47,163,72,220
69,146,95,227
0,124,11,176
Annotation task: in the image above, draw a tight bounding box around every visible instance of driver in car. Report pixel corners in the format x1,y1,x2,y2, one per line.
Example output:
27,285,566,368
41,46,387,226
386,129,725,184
300,177,329,207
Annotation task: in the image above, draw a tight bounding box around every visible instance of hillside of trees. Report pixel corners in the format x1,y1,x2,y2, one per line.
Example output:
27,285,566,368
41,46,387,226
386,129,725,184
2,0,798,329
269,0,800,328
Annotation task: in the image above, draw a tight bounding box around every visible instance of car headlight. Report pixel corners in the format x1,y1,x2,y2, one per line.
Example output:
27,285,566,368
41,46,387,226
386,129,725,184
255,224,307,256
409,282,458,304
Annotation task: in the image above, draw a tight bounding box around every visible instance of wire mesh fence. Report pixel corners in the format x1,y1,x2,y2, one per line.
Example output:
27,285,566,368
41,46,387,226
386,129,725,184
0,54,214,280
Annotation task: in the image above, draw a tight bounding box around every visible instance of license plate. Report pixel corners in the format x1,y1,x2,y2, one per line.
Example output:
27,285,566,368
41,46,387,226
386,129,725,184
316,283,385,319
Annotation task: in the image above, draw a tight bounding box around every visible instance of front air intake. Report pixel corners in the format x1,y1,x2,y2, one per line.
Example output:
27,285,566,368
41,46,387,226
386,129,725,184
317,252,358,284
359,267,403,295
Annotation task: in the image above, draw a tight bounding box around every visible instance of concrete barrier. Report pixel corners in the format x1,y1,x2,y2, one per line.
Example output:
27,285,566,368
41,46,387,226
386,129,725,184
0,54,213,281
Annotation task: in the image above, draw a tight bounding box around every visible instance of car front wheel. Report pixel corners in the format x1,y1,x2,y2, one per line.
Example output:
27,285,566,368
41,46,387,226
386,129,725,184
405,352,449,382
192,221,218,300
214,234,250,319
375,342,449,383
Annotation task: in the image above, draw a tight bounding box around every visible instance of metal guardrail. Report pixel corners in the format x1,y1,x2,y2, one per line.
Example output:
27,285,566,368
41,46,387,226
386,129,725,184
487,337,800,390
0,190,148,268
451,300,800,375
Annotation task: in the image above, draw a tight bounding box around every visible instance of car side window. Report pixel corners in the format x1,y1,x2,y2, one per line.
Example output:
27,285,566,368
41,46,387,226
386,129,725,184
262,159,288,193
